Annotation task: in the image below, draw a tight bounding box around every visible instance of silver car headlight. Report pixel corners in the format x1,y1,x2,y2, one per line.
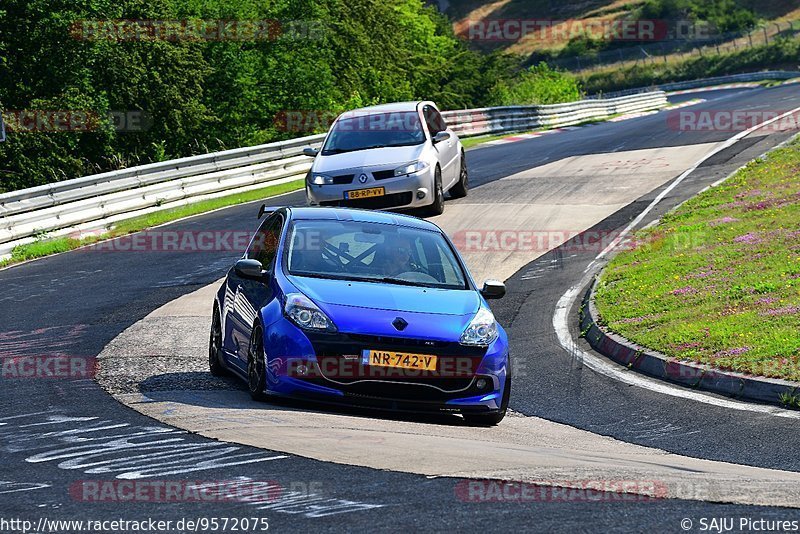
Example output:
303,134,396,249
460,306,498,346
309,173,333,185
394,161,429,177
284,293,337,332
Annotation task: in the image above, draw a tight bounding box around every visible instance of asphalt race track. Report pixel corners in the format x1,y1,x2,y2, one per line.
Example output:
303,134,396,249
3,84,800,532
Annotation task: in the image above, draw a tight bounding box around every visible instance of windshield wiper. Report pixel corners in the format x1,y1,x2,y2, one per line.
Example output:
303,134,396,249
290,271,356,282
290,271,433,288
378,277,430,288
323,145,385,155
323,142,422,155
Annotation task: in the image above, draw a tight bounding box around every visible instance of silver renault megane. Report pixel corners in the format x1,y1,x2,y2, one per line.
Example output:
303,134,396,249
303,101,468,216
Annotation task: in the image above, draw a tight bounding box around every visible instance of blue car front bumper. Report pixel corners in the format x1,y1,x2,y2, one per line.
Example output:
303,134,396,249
259,316,510,414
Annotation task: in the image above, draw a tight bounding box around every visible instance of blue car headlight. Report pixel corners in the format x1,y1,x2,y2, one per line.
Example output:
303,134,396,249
394,161,429,177
460,306,498,347
284,293,337,332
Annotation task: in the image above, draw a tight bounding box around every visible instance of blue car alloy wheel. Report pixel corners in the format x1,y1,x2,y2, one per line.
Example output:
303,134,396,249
211,206,511,425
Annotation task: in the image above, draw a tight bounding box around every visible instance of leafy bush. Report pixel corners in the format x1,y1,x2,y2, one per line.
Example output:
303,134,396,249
638,0,758,34
488,63,581,106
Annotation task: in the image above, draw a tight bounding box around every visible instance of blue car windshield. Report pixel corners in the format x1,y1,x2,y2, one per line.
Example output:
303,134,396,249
286,220,468,290
322,111,425,155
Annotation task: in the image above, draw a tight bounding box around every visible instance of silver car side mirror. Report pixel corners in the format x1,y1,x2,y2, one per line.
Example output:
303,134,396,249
433,131,451,144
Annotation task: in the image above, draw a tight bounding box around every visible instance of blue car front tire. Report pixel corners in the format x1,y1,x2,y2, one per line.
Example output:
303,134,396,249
247,324,268,401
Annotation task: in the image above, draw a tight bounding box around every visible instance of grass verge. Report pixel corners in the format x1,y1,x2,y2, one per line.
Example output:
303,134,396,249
461,133,513,149
594,139,800,382
0,179,304,269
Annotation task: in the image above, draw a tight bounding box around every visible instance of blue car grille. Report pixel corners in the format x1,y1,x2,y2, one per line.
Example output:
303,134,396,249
297,332,489,401
347,334,450,349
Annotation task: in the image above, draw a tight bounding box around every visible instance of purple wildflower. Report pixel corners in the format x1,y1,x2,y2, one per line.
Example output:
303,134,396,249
712,347,751,358
708,216,740,227
734,189,762,199
761,306,800,317
733,232,762,244
671,286,697,296
687,267,715,279
672,341,702,351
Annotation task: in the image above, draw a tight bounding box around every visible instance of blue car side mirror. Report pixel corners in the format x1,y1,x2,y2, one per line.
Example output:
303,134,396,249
235,259,268,280
480,279,506,299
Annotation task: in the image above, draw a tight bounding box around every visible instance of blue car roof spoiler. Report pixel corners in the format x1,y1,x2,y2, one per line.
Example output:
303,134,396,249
257,205,282,219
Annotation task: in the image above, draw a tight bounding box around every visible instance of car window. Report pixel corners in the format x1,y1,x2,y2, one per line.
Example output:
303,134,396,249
247,214,283,269
321,111,425,155
286,220,467,290
423,105,447,136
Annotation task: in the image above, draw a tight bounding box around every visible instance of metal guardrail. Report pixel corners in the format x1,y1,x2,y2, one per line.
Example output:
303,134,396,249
0,134,326,217
0,92,667,258
442,92,666,136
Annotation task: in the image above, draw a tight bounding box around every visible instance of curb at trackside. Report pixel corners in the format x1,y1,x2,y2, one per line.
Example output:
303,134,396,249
575,129,800,410
552,107,800,415
580,279,800,408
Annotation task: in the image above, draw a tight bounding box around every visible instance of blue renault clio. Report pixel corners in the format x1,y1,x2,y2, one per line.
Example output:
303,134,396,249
209,206,510,425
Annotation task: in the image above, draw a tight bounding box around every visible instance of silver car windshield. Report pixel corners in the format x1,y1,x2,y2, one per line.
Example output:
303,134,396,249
321,111,425,155
286,220,468,290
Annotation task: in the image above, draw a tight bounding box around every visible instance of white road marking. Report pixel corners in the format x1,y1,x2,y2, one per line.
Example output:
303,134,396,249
0,414,288,479
0,481,51,494
553,107,800,416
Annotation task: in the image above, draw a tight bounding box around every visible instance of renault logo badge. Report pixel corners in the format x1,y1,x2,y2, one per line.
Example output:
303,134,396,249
392,317,408,331
359,174,368,184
